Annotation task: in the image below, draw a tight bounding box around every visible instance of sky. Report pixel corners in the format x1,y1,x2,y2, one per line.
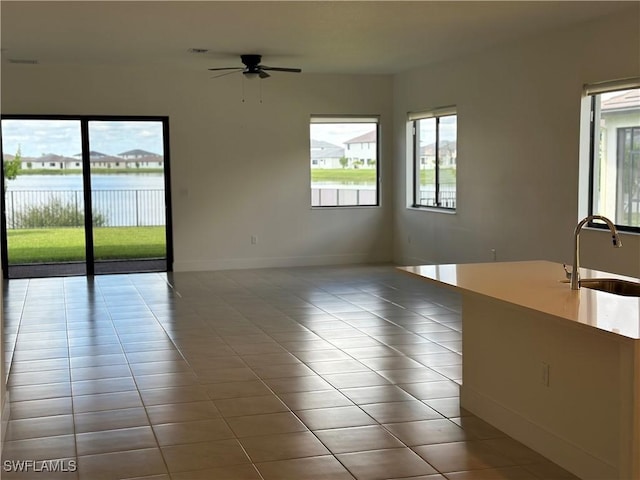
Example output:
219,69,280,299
1,119,164,158
310,122,376,146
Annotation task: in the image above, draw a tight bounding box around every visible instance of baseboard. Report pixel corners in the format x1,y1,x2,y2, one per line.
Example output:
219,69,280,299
461,386,617,480
173,253,390,272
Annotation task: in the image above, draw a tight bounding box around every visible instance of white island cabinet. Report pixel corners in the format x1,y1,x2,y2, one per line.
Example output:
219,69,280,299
400,261,639,480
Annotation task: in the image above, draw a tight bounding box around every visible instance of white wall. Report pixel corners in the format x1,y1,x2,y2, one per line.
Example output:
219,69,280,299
393,7,640,277
1,67,394,271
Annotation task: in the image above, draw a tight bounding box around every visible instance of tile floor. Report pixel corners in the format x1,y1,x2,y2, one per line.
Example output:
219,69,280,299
1,265,580,479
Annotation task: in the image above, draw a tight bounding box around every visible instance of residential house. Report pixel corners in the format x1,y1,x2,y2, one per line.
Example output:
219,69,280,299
344,130,377,168
310,139,344,169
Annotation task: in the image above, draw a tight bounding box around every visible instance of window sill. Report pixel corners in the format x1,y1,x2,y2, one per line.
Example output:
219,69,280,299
406,206,456,215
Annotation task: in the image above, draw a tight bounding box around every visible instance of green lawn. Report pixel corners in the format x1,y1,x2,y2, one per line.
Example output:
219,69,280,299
310,167,456,184
8,226,166,264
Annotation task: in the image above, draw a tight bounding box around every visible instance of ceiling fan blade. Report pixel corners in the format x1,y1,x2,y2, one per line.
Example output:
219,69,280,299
208,67,243,72
211,70,242,79
258,70,270,79
260,66,302,73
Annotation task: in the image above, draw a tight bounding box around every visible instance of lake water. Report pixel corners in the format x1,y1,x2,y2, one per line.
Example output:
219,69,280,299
5,174,166,227
6,173,164,191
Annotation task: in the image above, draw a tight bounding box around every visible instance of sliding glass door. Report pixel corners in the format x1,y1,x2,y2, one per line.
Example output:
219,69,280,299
1,115,172,278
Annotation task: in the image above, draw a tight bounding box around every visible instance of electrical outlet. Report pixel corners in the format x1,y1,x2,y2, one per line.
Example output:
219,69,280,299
251,235,257,245
541,362,550,387
491,248,497,262
407,235,411,244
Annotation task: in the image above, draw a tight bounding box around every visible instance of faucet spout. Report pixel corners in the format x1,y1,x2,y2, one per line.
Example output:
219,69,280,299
570,215,622,290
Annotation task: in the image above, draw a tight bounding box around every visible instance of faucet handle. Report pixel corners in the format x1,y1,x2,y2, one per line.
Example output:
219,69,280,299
562,263,572,280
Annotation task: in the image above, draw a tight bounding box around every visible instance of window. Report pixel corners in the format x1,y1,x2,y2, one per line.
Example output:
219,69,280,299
310,116,379,207
409,107,457,210
586,79,640,231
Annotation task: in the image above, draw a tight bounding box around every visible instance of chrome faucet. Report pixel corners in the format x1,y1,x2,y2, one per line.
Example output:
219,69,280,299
570,215,622,290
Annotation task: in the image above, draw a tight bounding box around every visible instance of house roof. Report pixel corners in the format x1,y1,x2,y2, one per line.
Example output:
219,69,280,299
118,149,160,157
311,139,344,159
602,89,640,112
420,140,457,156
344,131,376,144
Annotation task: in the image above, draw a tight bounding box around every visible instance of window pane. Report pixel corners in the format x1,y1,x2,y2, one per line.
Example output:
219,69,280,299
416,118,436,207
591,88,640,229
310,120,378,207
438,115,457,209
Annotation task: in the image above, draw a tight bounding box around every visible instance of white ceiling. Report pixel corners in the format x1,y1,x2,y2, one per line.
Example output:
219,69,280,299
0,1,635,75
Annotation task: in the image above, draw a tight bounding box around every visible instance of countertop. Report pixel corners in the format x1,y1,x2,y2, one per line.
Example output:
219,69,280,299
399,260,640,341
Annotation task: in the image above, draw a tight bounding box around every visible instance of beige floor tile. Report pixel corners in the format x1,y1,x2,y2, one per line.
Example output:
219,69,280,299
76,426,157,456
255,455,355,480
133,372,199,390
451,415,507,440
445,466,539,479
74,407,149,433
399,380,460,400
250,363,315,379
152,418,235,445
145,400,221,424
423,397,471,419
306,359,370,375
10,382,72,402
139,385,209,406
128,360,192,376
73,391,143,414
195,367,259,383
205,380,273,400
240,431,330,462
71,364,132,382
2,434,76,462
265,375,333,393
315,425,405,454
226,411,308,438
161,439,251,472
378,368,448,384
292,349,352,363
170,464,262,480
337,448,438,479
385,419,469,446
322,371,391,389
340,385,415,405
214,394,289,417
360,401,443,423
241,352,302,366
413,441,515,473
71,377,137,396
9,397,73,420
6,414,74,441
296,406,376,430
8,369,71,387
77,447,167,480
278,389,353,410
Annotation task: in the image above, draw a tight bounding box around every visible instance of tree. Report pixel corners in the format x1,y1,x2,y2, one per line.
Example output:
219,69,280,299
4,146,22,192
339,156,349,169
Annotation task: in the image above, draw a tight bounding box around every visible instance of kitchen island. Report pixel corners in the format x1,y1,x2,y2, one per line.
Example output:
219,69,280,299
400,260,639,480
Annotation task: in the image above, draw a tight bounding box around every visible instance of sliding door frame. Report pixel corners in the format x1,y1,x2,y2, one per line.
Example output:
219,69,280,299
0,114,174,278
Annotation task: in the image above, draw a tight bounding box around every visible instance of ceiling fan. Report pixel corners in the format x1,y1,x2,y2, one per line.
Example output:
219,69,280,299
209,54,302,79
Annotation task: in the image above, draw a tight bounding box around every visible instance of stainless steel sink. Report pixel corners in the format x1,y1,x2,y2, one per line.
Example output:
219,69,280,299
579,278,640,297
